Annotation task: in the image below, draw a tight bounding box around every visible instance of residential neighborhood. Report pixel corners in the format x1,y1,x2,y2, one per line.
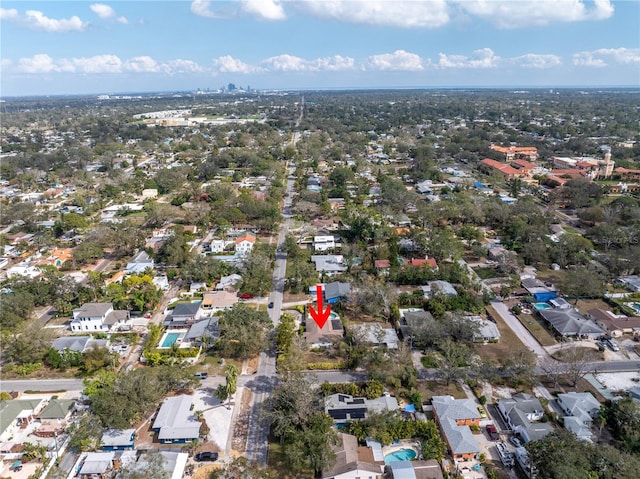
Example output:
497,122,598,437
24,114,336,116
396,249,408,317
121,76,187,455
1,87,640,479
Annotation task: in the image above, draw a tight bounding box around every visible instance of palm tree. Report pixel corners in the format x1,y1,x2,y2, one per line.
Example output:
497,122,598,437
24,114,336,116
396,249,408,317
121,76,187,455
224,364,239,409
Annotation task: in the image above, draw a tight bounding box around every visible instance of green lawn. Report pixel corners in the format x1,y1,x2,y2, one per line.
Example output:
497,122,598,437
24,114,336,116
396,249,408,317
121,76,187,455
472,267,502,280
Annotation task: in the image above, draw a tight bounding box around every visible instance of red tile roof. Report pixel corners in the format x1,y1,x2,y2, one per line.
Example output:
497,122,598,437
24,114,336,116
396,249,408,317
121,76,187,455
480,158,520,176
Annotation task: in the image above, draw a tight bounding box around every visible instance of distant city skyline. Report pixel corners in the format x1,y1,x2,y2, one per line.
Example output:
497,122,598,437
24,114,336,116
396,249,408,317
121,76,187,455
1,1,639,97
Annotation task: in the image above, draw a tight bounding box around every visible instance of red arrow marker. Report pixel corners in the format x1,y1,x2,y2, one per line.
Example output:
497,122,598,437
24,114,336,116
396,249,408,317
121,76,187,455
309,284,331,329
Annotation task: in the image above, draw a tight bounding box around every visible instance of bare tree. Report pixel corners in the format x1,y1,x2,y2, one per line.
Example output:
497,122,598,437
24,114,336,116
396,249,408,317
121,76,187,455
538,356,566,390
555,344,598,387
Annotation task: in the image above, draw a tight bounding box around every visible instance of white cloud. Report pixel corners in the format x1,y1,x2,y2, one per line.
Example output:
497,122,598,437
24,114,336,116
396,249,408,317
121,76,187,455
261,54,309,72
0,8,19,20
438,48,500,69
1,58,13,69
164,59,205,74
241,0,285,21
17,54,60,73
213,55,262,74
10,54,208,76
574,47,640,67
124,56,161,73
297,0,450,28
61,55,123,73
260,54,355,72
366,50,425,71
90,4,128,24
456,0,614,29
23,9,88,32
190,0,220,18
511,54,562,69
90,4,115,19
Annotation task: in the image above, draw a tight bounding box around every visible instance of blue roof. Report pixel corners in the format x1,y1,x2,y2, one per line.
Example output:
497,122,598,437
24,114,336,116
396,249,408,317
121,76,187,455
404,404,416,412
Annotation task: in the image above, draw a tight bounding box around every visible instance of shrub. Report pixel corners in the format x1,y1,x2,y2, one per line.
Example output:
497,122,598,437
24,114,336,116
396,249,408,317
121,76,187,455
306,361,347,370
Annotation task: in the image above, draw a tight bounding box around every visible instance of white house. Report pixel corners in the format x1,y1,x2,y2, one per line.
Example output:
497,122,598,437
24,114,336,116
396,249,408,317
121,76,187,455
125,250,155,274
70,302,130,332
235,233,256,255
209,239,226,253
6,262,41,279
313,235,336,252
557,392,600,442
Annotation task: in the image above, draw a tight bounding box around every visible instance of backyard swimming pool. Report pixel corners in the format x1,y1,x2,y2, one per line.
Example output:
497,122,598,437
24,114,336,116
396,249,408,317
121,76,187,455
159,332,183,348
329,311,340,320
384,448,417,464
534,303,551,310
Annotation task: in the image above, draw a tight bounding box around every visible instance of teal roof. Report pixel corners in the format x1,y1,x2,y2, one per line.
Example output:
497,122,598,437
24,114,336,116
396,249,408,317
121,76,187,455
39,399,75,419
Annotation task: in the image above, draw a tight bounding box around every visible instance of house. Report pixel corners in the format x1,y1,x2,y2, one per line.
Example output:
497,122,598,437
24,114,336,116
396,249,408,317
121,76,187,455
324,281,351,304
521,277,558,302
314,235,336,252
537,308,605,339
152,395,201,444
165,302,201,328
125,250,154,274
406,257,438,269
214,273,242,291
386,460,444,479
311,255,348,276
78,451,115,478
209,239,227,253
374,259,391,274
200,291,238,313
35,399,76,437
557,392,600,442
51,335,108,353
184,317,219,347
0,398,45,442
304,311,344,347
235,233,256,255
421,281,457,299
549,297,572,309
587,309,640,337
38,248,74,268
480,158,521,178
189,282,207,293
101,429,135,451
6,261,41,279
70,303,130,332
498,393,553,443
431,396,481,460
399,309,435,342
618,275,640,292
321,433,383,479
153,275,170,291
466,315,500,342
350,323,399,349
325,394,398,423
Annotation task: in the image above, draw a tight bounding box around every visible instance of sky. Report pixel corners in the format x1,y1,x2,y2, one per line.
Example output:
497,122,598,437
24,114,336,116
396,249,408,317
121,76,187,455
1,0,639,96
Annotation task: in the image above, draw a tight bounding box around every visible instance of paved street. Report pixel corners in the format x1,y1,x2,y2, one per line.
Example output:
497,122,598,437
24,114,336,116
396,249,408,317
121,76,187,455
244,164,296,463
490,301,549,358
1,378,84,392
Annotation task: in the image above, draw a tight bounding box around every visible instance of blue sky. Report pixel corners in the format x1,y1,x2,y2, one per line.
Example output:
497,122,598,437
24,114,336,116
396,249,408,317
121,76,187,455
1,1,639,96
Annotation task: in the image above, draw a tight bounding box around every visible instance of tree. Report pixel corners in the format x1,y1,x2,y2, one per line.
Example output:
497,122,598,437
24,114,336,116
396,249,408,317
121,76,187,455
240,251,273,296
605,397,640,454
437,338,470,385
555,344,598,387
499,349,537,387
217,304,272,359
560,266,605,303
68,413,103,452
224,363,239,408
527,429,640,479
4,322,53,365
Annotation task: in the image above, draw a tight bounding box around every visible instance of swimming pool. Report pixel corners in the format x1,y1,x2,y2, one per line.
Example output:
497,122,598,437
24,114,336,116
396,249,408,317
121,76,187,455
160,332,181,348
329,311,340,320
534,303,551,310
384,448,417,464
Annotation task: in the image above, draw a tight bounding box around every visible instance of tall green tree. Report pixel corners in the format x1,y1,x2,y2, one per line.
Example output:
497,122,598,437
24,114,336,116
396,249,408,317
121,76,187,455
217,304,271,358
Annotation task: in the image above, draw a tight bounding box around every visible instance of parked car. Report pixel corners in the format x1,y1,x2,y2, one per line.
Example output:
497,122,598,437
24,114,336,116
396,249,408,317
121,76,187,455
486,424,499,440
477,406,487,418
194,372,208,379
195,452,218,462
509,436,523,448
268,302,274,308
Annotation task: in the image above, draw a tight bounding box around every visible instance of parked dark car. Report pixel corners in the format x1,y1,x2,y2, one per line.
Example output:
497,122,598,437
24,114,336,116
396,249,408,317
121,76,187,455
268,302,274,308
486,424,499,440
195,452,218,462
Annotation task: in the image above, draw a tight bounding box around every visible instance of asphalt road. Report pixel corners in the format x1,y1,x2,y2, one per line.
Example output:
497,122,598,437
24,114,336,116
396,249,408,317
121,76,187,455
490,301,549,358
1,378,84,392
245,165,296,463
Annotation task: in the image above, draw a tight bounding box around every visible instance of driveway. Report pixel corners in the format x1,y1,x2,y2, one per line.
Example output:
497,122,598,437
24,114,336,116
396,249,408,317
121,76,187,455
490,301,548,359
